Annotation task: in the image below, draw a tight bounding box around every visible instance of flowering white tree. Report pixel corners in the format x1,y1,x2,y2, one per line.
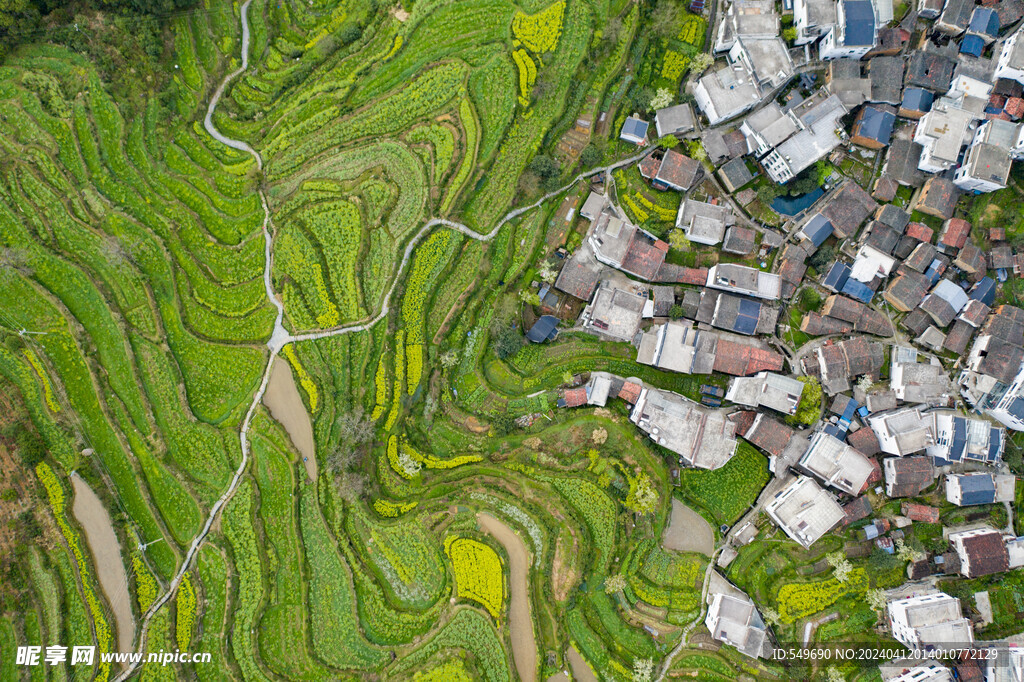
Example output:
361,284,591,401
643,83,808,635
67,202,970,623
604,574,627,595
866,588,887,613
633,658,654,682
826,551,853,583
397,451,421,477
896,539,925,563
650,87,673,111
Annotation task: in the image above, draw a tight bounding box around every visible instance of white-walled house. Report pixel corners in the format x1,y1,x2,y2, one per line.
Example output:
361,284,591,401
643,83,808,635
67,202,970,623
995,27,1024,85
819,0,877,59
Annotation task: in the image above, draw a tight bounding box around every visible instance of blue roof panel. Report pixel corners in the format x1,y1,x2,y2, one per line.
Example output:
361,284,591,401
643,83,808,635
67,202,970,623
855,106,896,145
960,35,985,57
823,261,851,291
844,1,876,45
841,278,875,303
901,88,934,114
803,213,834,247
970,277,996,306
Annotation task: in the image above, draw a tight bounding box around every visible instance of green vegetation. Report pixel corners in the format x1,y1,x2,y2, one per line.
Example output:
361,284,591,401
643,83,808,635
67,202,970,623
677,443,770,526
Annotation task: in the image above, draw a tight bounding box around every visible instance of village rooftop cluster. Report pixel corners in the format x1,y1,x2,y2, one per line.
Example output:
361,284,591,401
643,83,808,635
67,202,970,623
521,0,1024,672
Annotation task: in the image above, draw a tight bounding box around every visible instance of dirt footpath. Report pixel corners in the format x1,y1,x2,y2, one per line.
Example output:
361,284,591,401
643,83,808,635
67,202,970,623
567,645,598,682
263,360,317,480
662,499,715,556
478,512,538,682
70,475,135,656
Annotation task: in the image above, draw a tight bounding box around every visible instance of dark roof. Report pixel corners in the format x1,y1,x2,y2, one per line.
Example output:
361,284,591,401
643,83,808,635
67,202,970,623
876,204,911,232
853,105,896,145
977,339,1024,384
724,130,749,159
554,252,601,300
943,319,974,354
885,139,925,186
903,307,934,336
989,0,1024,27
869,58,904,104
985,304,1024,346
990,245,1014,269
842,336,884,376
906,51,956,92
526,315,560,342
844,0,876,45
969,277,997,306
940,0,975,31
652,285,675,316
906,242,939,272
885,456,935,497
921,292,959,327
820,182,878,238
918,177,961,219
960,531,1010,577
801,213,834,247
873,175,899,201
995,78,1024,98
723,225,757,255
719,157,754,190
885,270,931,310
866,221,902,254
954,242,986,275
900,87,935,115
802,311,853,335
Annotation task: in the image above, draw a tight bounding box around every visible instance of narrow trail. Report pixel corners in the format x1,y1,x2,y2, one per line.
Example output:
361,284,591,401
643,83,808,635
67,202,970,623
118,2,653,676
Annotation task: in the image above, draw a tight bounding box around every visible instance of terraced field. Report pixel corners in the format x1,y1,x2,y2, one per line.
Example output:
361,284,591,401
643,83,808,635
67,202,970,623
0,1,756,681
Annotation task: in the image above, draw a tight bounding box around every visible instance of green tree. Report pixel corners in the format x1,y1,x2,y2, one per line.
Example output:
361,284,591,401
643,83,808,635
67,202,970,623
668,304,685,319
787,377,823,426
580,144,602,168
668,229,691,251
491,413,516,435
782,27,797,42
807,244,836,273
491,324,524,359
649,0,681,38
657,135,680,149
690,52,714,75
756,183,781,206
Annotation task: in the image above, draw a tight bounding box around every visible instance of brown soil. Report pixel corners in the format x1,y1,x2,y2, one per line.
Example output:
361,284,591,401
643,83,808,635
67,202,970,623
463,416,489,434
662,499,714,556
566,646,598,682
550,531,579,602
262,360,317,480
70,475,135,655
478,513,538,682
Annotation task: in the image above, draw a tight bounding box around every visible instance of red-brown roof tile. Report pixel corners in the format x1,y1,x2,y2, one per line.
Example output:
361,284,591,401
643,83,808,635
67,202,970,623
940,218,971,249
905,222,934,242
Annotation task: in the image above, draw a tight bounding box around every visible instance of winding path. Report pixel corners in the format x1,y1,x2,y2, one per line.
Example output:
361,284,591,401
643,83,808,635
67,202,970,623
117,2,655,678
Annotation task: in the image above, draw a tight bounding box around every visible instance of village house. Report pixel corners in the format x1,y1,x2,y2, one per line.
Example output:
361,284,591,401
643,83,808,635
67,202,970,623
765,475,846,548
884,456,935,498
798,430,876,495
654,103,695,138
887,591,974,650
948,527,1010,578
819,0,877,59
677,198,734,246
945,472,1015,505
694,37,794,125
630,386,738,469
726,372,805,415
704,587,773,658
706,263,781,300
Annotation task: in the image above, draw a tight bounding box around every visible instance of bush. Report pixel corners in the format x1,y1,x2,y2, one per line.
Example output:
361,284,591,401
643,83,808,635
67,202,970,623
492,325,525,360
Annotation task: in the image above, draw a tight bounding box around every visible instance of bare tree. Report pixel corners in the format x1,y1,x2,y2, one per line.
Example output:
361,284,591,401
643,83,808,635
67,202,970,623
0,247,32,278
335,470,367,505
650,0,681,38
